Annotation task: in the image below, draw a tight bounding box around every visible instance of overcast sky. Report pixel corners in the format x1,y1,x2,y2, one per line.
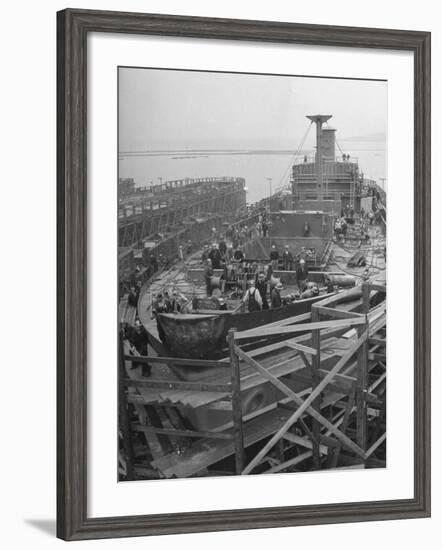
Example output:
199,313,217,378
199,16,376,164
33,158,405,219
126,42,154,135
119,67,387,152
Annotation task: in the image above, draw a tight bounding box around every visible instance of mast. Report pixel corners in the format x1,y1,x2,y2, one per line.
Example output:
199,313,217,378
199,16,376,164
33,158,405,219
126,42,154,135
306,115,332,200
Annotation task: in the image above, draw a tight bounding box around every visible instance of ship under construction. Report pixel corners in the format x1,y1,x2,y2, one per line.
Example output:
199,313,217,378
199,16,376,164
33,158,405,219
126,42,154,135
118,115,387,481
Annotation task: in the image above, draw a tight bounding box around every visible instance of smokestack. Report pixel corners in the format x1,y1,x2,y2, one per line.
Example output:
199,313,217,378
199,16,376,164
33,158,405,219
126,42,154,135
321,127,336,160
306,115,332,199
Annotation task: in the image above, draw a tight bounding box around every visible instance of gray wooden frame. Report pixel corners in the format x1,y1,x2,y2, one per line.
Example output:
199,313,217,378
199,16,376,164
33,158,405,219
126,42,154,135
57,8,431,541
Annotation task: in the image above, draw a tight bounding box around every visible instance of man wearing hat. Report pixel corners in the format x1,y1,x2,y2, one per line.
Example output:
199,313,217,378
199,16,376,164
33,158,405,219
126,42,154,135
296,258,309,292
218,297,228,311
271,281,283,309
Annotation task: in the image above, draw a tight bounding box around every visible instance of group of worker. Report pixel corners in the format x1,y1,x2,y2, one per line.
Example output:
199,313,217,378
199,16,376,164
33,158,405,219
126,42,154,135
240,257,318,312
269,243,315,271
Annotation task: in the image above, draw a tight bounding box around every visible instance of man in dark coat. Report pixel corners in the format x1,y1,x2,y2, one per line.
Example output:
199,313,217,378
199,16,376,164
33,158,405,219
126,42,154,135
208,244,222,269
296,259,309,292
130,320,151,376
204,259,214,296
270,244,279,270
282,245,293,271
270,282,283,309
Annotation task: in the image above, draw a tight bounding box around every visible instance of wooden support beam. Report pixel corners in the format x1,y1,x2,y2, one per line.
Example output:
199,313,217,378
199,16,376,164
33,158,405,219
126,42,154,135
234,316,366,341
125,378,232,393
285,341,317,356
328,384,356,468
365,432,386,458
119,333,135,480
228,329,245,474
236,336,368,474
131,423,234,440
265,451,313,474
356,321,369,454
368,337,386,347
313,305,364,321
311,307,321,469
124,354,225,369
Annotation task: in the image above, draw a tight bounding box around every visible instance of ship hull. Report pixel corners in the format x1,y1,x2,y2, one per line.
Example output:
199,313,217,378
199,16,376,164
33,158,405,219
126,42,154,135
157,292,333,359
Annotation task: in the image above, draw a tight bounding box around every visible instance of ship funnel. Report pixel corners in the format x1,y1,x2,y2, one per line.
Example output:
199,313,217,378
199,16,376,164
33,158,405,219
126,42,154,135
306,115,332,199
321,127,336,159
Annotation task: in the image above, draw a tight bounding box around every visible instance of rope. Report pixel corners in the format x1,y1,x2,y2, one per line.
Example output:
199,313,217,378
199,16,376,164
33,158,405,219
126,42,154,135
274,122,313,193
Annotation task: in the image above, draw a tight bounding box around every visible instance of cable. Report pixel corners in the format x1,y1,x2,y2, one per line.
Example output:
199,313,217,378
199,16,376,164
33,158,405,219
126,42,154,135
274,122,313,193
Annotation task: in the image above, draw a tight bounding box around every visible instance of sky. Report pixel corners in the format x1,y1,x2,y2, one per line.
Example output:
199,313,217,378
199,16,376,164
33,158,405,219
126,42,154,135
118,67,387,152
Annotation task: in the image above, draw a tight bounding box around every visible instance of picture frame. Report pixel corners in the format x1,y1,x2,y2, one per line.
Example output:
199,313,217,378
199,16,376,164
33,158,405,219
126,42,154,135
57,8,431,541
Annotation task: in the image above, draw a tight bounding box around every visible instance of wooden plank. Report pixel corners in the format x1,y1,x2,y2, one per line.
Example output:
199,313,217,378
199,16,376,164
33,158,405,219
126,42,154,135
328,384,356,468
236,339,368,474
151,408,291,478
124,355,225,369
365,432,386,458
125,378,232,393
265,451,312,474
229,329,245,474
234,317,367,341
369,337,386,346
310,307,321,469
313,305,364,321
131,424,234,440
285,341,317,356
356,322,369,453
118,334,135,480
282,432,328,455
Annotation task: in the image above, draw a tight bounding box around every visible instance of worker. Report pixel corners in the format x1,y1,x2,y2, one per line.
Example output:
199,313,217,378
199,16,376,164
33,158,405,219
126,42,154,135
282,245,293,271
170,291,181,313
303,221,311,237
127,285,138,307
218,236,227,259
233,246,245,263
262,221,269,237
242,280,263,312
218,297,228,311
204,259,214,297
255,271,269,310
130,319,151,376
151,293,168,343
270,244,279,270
201,244,210,264
271,281,283,309
208,243,222,269
296,258,309,292
369,211,375,225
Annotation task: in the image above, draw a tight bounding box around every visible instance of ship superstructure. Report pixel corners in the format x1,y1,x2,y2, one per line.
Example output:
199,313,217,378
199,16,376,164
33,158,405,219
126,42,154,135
290,115,385,215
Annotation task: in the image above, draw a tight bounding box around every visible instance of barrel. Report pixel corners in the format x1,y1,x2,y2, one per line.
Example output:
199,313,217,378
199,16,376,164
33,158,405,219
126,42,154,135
210,276,222,290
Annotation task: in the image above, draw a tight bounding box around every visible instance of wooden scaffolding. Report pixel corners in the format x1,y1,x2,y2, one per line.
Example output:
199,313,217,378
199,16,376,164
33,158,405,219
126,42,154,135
119,282,386,480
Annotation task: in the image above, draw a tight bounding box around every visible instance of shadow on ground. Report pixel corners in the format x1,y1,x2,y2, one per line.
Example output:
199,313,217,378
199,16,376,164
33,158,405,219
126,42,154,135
25,519,56,536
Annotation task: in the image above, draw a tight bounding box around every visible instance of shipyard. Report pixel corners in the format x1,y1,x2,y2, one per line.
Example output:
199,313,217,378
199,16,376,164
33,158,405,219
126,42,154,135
118,105,387,481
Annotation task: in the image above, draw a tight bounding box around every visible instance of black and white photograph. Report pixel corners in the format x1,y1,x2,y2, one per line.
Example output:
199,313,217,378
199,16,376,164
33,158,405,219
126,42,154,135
118,67,387,481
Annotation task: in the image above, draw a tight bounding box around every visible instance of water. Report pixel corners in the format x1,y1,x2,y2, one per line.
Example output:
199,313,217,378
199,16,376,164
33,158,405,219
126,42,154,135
119,141,386,204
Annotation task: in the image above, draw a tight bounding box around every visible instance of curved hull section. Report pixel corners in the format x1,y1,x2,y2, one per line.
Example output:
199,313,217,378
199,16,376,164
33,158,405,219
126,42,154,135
157,293,331,359
158,313,226,359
